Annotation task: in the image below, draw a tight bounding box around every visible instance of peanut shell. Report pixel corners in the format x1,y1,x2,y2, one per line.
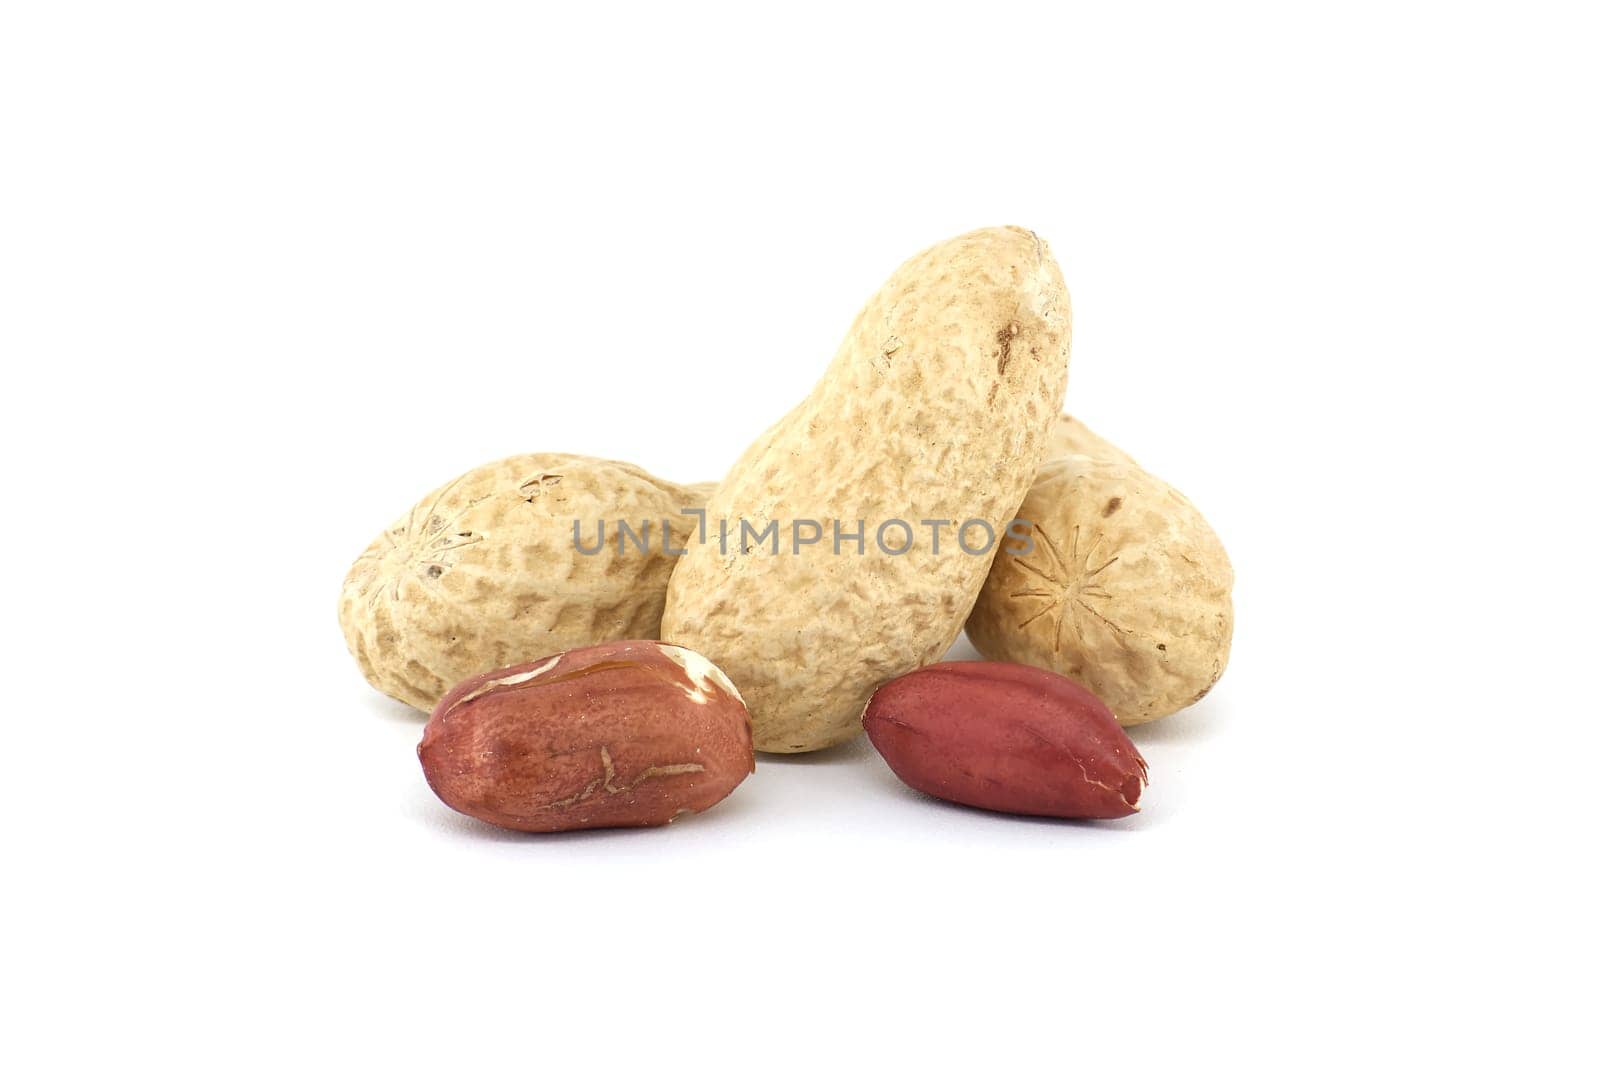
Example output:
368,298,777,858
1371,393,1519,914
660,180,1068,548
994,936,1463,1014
340,454,709,711
966,454,1233,724
662,226,1072,752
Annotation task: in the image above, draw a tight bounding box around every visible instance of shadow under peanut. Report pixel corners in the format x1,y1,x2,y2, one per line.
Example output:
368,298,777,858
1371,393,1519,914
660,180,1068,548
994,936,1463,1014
1125,694,1228,749
361,688,429,726
867,770,1155,832
414,778,759,845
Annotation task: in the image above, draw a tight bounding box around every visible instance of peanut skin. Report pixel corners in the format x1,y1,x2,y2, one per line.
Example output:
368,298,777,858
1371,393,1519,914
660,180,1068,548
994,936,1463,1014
863,660,1147,819
418,641,754,832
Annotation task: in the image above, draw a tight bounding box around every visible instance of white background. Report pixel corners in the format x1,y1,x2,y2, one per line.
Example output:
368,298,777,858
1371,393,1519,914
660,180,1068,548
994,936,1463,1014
4,2,1596,1061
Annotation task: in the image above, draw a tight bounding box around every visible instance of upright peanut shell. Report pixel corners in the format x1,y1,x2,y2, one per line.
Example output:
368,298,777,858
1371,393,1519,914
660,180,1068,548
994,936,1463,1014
662,227,1072,752
863,660,1146,819
340,455,709,711
966,455,1233,725
419,641,754,832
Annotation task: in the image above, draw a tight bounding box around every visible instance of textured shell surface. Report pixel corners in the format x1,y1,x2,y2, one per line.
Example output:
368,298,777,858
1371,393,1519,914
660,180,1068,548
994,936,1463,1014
661,227,1072,752
339,454,707,711
965,455,1233,725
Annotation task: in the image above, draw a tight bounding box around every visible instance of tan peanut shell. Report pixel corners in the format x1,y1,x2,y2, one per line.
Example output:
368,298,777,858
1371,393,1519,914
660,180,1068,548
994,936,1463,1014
340,454,709,711
662,226,1072,753
965,453,1233,725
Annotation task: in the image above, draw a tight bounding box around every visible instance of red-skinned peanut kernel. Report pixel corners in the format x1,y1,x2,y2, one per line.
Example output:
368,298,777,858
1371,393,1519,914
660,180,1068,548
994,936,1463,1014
863,660,1147,819
419,641,754,833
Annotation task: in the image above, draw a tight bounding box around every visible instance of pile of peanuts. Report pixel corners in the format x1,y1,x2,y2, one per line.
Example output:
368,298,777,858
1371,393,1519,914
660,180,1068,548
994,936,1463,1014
340,227,1232,832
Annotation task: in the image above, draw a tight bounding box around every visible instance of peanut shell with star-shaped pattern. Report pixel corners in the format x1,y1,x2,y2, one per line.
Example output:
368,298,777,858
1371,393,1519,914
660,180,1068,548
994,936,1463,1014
965,454,1232,725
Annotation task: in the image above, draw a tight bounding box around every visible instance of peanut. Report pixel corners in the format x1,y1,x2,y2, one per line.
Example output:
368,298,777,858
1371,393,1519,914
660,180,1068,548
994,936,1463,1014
966,442,1233,725
339,454,711,711
863,660,1146,819
662,227,1072,753
418,641,754,832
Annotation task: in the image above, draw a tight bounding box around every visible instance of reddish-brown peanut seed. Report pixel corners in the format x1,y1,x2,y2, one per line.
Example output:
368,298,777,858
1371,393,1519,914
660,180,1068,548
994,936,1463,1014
418,640,754,832
862,660,1147,819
